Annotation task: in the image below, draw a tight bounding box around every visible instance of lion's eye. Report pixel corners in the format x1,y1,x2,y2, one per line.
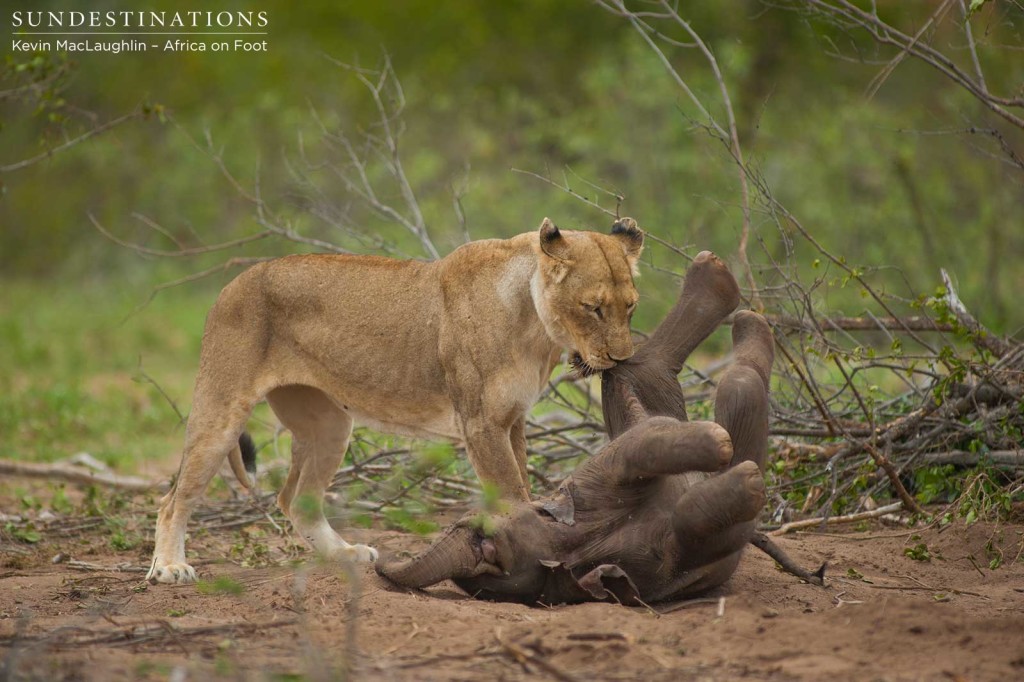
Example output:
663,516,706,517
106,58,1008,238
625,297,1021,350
627,302,637,318
582,303,604,320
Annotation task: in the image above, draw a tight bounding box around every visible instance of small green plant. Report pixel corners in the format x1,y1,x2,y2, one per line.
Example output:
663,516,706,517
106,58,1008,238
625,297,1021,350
83,486,105,517
110,530,138,552
104,517,140,552
904,543,931,561
49,485,73,514
984,534,1004,570
903,536,942,562
196,576,246,596
5,522,41,544
229,527,272,568
958,470,1013,525
19,492,41,511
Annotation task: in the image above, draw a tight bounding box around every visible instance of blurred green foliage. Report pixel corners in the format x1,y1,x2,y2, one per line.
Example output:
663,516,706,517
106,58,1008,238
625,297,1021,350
3,1,1021,329
0,279,205,467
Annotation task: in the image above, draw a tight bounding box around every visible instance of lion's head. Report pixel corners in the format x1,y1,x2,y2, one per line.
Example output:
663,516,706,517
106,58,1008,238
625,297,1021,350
532,217,644,374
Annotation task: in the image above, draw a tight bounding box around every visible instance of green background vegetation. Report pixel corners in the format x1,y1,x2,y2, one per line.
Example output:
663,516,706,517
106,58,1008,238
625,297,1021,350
2,0,1022,474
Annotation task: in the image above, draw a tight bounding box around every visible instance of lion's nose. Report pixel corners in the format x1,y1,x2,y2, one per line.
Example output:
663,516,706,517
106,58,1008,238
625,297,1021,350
608,350,634,363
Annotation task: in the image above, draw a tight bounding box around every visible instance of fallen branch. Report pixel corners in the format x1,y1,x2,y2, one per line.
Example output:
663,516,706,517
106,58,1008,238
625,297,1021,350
0,618,297,650
749,532,827,585
0,458,165,492
912,450,1024,470
494,628,578,682
65,560,148,573
769,502,904,536
765,314,955,333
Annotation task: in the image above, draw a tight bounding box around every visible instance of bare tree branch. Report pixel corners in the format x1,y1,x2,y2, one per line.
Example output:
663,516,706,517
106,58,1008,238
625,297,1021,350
1,110,143,174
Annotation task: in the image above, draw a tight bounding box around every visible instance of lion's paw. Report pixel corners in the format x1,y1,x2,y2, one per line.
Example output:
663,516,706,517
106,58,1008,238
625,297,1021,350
146,562,198,585
344,544,379,563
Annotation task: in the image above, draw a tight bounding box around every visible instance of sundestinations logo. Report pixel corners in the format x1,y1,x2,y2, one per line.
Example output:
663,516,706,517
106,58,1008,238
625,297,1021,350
9,8,270,55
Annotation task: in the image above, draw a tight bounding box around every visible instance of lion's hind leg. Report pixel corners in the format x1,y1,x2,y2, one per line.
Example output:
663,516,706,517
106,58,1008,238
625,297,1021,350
267,385,378,564
148,399,256,585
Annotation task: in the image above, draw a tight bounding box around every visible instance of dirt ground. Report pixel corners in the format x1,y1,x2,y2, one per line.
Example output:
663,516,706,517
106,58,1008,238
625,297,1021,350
2,492,1023,682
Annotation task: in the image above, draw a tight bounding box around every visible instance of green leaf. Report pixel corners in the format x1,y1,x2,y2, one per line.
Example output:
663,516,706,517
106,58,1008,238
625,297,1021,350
904,543,931,562
968,0,990,17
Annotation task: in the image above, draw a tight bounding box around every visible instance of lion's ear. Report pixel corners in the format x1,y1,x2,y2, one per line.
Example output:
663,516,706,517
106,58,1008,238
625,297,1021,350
611,217,644,273
538,217,572,262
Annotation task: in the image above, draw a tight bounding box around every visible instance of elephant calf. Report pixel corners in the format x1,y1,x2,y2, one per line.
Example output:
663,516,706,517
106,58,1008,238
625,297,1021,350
377,251,774,605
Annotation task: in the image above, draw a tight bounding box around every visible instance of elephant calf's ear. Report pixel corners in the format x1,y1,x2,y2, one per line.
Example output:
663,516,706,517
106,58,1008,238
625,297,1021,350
611,217,644,269
576,564,643,605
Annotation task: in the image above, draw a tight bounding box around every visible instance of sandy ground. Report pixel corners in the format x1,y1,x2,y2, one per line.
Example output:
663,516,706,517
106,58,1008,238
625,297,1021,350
2,494,1023,682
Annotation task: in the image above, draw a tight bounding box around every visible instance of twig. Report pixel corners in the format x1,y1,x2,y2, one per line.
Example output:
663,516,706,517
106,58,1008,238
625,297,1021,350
598,0,760,309
510,167,618,218
0,110,142,173
134,357,186,425
770,502,904,536
749,532,827,585
65,560,148,573
911,450,1024,469
765,314,955,333
90,213,272,259
0,459,165,492
494,628,578,682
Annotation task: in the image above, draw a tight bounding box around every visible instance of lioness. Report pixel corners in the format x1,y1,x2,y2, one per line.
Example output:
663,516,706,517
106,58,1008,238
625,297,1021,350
147,217,643,584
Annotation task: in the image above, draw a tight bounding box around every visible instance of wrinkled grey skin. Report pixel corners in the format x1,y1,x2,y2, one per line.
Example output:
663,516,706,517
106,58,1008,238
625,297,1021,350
377,251,773,605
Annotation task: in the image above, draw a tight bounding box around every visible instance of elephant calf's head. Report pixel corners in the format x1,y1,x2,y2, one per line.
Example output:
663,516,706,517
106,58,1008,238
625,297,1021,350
376,497,576,602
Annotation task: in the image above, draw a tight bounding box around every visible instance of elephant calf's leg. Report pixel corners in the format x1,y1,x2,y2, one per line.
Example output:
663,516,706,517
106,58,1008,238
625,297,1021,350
715,311,774,470
609,417,733,484
673,461,765,569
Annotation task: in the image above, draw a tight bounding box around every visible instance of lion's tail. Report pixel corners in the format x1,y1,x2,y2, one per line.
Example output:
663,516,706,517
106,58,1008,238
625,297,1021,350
227,432,258,490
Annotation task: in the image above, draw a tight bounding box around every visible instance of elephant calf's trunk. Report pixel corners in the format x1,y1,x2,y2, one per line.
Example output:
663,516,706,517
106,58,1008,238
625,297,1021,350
375,526,480,589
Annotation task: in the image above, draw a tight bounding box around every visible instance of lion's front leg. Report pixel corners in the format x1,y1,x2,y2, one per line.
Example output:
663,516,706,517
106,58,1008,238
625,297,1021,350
459,414,531,502
510,415,529,494
443,348,533,501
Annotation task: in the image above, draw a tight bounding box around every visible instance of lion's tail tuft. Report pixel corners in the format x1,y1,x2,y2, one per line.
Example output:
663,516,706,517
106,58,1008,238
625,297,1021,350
238,432,258,476
227,431,258,489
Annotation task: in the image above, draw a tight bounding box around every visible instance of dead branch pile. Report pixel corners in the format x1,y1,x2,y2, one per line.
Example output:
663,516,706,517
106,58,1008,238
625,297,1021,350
761,261,1023,524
